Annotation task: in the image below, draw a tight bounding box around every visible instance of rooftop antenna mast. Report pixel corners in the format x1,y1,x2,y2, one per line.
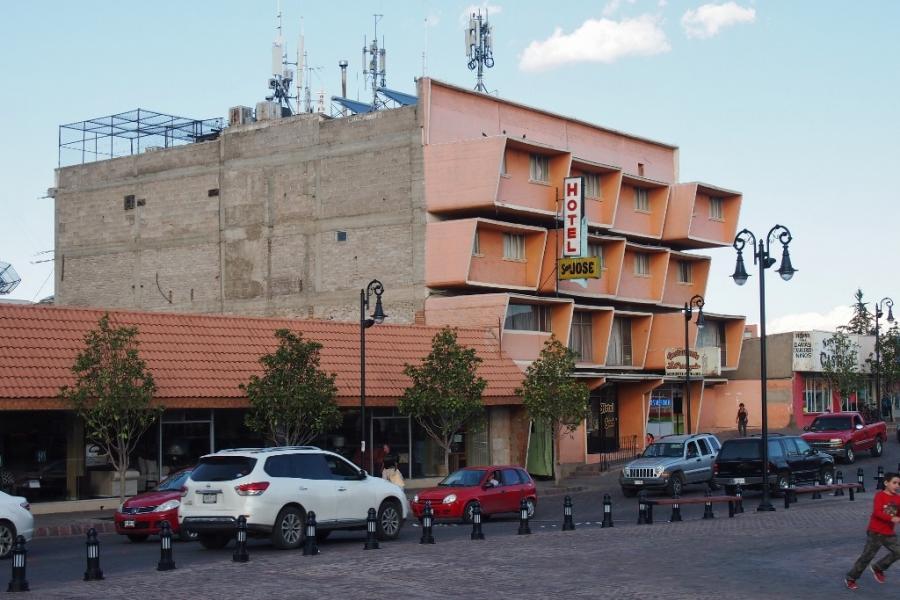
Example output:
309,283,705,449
465,10,495,93
297,18,309,113
362,14,386,108
266,1,295,114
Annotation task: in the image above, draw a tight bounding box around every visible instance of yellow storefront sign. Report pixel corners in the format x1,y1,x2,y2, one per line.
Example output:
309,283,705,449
557,256,601,280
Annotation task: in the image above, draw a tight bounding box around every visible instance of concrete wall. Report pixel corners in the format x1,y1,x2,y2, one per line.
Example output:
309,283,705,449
55,107,427,323
698,378,794,432
728,333,794,380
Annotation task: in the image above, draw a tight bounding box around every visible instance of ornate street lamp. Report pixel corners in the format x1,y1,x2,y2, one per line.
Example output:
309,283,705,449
683,294,705,435
875,297,895,420
731,225,796,512
360,279,386,473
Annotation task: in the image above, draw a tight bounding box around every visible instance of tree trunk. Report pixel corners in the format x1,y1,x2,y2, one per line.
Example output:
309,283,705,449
552,429,561,486
441,446,450,476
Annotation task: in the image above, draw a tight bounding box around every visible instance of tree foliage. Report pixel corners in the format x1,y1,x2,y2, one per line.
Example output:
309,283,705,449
399,327,487,473
516,337,589,481
820,330,862,406
845,288,874,335
241,329,341,446
872,323,900,401
59,314,161,502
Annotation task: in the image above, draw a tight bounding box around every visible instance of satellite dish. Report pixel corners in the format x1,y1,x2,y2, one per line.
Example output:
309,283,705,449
0,262,21,295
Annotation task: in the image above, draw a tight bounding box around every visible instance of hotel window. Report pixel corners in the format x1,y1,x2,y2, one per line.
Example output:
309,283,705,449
472,231,481,255
503,233,525,260
698,321,727,367
587,243,604,269
529,154,550,183
677,260,693,284
634,253,650,276
709,197,724,220
608,317,633,366
584,173,601,199
634,188,650,212
804,377,832,414
504,304,552,332
569,311,594,361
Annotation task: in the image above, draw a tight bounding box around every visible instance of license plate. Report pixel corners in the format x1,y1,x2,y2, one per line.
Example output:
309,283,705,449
28,480,40,489
123,520,136,528
634,480,644,485
202,493,217,504
733,478,746,484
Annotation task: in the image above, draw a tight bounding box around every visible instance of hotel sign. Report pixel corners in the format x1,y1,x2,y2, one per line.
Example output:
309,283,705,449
558,256,601,280
665,347,721,377
562,176,583,257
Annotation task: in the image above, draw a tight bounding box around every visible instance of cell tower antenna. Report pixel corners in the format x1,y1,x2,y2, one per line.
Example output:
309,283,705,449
266,1,295,114
297,18,305,113
465,9,495,93
362,14,386,108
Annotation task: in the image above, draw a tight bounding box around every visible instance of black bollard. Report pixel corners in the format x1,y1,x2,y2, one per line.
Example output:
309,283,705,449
601,493,614,528
877,466,885,491
669,495,682,523
364,508,380,549
303,511,319,556
857,468,866,493
835,470,845,496
562,496,575,531
84,527,104,581
517,498,532,535
637,491,648,525
812,478,822,500
849,482,856,501
728,500,736,518
703,489,715,519
7,535,28,593
420,501,435,544
157,520,176,571
470,501,485,540
735,485,744,513
784,474,794,509
233,515,250,562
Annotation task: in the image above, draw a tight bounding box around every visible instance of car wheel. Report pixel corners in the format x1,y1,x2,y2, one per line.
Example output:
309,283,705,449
0,521,15,559
376,499,403,541
819,467,834,486
872,438,884,458
271,506,305,550
776,471,791,493
524,497,536,518
667,472,684,497
845,444,855,464
198,534,231,550
126,534,149,543
463,501,478,524
621,487,637,498
178,528,198,542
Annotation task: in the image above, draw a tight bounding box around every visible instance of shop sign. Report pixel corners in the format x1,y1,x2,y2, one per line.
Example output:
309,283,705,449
665,347,721,377
557,256,600,280
562,176,583,257
792,331,874,372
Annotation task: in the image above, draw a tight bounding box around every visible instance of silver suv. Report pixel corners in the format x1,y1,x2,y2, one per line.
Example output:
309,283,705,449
619,433,721,497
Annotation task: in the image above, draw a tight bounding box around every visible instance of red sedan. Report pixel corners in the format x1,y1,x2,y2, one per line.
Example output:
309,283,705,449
114,468,195,542
411,465,537,522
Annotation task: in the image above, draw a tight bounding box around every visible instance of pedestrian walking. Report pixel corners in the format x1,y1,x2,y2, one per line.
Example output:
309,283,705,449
381,457,405,488
845,472,900,589
736,403,748,437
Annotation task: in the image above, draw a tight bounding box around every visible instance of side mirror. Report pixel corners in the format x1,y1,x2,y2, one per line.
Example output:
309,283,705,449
855,424,864,430
482,483,491,490
358,469,368,480
802,426,810,431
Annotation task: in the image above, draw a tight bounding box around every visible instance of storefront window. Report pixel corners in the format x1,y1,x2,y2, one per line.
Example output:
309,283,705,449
804,377,831,413
0,412,71,501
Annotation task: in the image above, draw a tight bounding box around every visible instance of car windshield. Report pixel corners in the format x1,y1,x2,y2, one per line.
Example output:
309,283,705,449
438,469,486,487
157,470,192,491
642,443,684,458
191,456,257,482
808,417,852,431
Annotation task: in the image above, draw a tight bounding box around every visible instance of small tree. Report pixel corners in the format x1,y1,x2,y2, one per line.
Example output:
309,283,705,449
871,323,900,405
241,329,341,446
846,288,874,335
60,314,161,503
516,337,589,484
399,327,487,475
820,330,862,411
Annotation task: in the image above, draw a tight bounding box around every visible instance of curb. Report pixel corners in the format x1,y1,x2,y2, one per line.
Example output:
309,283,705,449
33,521,118,538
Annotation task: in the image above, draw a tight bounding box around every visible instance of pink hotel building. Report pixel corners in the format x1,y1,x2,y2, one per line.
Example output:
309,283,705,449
51,78,746,473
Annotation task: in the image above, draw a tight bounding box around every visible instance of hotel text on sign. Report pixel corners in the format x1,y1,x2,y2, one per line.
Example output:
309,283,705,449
562,176,583,257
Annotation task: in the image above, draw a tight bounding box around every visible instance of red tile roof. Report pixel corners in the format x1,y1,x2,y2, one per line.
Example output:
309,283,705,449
0,305,523,410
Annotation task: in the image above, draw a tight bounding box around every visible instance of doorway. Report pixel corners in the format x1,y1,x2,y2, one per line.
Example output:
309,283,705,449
371,416,412,478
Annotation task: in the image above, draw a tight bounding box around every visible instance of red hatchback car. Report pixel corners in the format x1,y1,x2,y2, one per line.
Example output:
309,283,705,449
114,468,195,542
411,466,537,522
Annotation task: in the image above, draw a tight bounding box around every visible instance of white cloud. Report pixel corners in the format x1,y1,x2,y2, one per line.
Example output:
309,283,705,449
681,2,756,39
658,0,668,6
425,13,440,28
519,15,670,72
767,305,854,335
460,4,502,26
602,0,637,17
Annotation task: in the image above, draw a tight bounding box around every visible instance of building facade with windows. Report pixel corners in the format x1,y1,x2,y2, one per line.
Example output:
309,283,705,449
51,78,745,474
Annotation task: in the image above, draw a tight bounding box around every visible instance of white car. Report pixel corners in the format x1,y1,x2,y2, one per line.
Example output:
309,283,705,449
0,491,33,559
179,447,409,550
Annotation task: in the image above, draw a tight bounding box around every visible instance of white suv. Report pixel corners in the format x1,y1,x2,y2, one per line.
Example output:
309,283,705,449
179,447,409,550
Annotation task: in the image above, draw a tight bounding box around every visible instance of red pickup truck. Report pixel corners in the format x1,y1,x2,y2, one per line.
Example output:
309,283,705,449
801,412,886,464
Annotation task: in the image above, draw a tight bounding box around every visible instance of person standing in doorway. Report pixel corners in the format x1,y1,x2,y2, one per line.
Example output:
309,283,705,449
736,403,748,437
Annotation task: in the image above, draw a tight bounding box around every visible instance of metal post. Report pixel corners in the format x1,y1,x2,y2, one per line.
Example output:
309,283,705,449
6,535,28,593
517,498,531,535
360,288,367,472
812,478,822,500
84,527,104,580
835,470,845,496
233,515,249,562
157,521,175,571
601,493,614,528
637,491,648,525
703,489,715,519
562,496,575,531
757,237,774,512
684,303,692,435
858,468,866,493
877,466,885,491
669,495,682,522
364,508,380,549
303,511,319,556
420,501,435,544
471,501,486,540
735,485,744,513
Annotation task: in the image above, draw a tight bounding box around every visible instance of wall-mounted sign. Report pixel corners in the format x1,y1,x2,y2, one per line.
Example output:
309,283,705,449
562,176,583,257
665,347,722,377
791,331,874,372
558,256,600,280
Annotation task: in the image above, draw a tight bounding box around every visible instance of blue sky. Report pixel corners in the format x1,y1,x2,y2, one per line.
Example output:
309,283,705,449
1,1,898,331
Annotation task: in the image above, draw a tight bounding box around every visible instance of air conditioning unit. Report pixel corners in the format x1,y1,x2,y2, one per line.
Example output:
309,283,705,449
255,101,281,122
229,105,254,126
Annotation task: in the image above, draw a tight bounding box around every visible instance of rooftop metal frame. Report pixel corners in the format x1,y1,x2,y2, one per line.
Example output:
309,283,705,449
59,108,224,167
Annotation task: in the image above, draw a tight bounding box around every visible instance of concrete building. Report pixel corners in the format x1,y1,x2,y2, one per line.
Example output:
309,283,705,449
51,78,746,474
